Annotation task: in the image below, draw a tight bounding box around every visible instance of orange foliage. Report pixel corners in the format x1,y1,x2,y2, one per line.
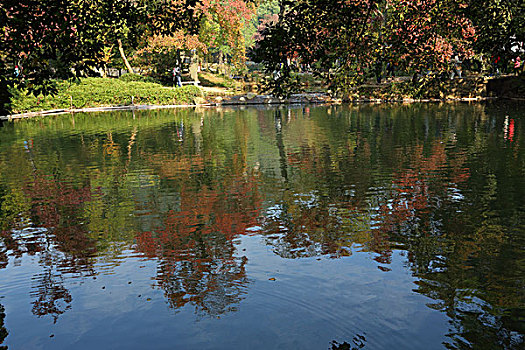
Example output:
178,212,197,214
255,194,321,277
136,31,208,56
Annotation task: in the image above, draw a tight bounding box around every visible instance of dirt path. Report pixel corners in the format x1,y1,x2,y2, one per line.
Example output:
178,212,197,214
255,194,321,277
200,86,234,96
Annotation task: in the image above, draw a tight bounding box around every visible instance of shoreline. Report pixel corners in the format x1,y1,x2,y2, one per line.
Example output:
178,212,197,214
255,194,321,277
0,103,213,121
0,94,516,122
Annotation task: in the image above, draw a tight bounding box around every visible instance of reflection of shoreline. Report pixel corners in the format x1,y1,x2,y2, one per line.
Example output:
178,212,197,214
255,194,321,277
0,104,206,121
1,96,503,122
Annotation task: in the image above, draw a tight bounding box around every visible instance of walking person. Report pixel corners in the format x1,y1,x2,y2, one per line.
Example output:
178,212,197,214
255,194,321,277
450,54,462,79
514,56,522,76
173,65,182,87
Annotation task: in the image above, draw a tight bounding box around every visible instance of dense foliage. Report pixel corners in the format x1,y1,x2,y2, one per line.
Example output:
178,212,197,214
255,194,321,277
468,0,525,61
1,0,524,113
0,0,148,114
254,0,524,95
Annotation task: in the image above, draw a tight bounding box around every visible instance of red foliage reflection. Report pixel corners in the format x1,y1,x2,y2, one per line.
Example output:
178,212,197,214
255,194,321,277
135,172,262,315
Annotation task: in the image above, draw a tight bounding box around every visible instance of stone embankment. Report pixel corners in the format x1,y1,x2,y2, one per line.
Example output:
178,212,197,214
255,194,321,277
215,93,335,106
486,76,525,99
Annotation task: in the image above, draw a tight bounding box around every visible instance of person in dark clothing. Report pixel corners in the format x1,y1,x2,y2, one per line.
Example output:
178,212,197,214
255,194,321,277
173,65,182,87
374,59,383,84
386,61,395,79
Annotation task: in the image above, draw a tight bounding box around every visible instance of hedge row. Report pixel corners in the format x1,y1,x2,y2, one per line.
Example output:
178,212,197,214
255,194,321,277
10,77,204,114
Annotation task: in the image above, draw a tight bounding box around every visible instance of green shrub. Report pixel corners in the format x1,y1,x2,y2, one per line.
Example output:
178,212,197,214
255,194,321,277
10,78,204,114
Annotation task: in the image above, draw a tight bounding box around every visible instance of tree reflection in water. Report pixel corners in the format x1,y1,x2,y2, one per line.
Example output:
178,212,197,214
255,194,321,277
135,172,261,316
0,104,522,348
330,333,366,349
0,304,7,350
259,105,524,349
1,172,97,322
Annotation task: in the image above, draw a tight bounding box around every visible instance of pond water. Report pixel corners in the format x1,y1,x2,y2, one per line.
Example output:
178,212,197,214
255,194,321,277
0,103,523,349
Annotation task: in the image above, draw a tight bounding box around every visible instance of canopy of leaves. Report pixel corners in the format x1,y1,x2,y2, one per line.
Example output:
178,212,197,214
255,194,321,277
0,0,150,114
467,0,525,59
254,0,523,95
243,0,280,48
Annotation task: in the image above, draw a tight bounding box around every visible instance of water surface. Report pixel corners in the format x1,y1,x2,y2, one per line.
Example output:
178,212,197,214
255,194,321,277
0,103,523,349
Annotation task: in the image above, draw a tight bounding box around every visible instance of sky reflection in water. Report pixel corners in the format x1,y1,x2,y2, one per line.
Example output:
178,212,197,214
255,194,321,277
0,102,523,349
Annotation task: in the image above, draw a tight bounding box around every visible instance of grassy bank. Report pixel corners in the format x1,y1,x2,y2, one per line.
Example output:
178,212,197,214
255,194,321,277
10,77,204,114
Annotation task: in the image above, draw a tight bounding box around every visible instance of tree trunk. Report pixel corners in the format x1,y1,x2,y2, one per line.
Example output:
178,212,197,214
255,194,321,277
118,39,134,74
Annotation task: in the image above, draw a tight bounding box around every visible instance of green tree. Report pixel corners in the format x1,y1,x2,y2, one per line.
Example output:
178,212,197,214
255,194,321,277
0,0,147,115
243,0,280,48
467,0,525,68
